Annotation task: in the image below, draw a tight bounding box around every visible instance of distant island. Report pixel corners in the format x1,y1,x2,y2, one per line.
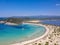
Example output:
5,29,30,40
5,17,23,24
0,16,60,25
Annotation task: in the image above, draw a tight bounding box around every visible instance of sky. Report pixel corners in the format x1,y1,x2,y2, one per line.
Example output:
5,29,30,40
0,0,60,17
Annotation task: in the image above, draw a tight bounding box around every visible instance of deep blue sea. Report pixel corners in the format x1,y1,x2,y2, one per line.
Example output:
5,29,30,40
42,20,60,26
0,24,46,45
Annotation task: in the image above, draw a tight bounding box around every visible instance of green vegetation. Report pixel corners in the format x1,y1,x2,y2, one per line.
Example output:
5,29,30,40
5,17,23,24
57,28,60,32
45,42,49,45
38,43,41,45
54,43,58,45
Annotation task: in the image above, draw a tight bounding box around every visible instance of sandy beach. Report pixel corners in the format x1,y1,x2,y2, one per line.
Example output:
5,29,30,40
11,23,49,45
0,21,5,23
1,21,60,45
5,22,18,25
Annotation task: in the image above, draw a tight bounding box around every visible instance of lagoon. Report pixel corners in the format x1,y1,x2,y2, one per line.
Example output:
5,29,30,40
0,24,46,45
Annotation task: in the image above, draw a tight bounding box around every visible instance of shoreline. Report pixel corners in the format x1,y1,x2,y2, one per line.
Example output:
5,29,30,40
11,23,49,45
0,21,5,23
0,21,18,25
5,22,18,25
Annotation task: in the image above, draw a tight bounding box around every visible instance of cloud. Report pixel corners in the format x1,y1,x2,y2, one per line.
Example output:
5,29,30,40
56,4,60,6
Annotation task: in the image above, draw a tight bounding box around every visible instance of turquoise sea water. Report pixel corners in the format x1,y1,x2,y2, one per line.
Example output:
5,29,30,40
0,24,46,45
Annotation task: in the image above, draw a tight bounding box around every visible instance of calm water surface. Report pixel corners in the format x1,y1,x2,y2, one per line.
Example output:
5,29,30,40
0,24,46,45
42,20,60,26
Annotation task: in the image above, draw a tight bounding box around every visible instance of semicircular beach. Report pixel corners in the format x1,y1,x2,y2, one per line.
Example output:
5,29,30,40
10,23,49,45
0,22,49,45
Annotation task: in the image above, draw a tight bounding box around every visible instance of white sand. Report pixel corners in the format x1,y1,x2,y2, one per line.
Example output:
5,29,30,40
5,22,18,25
11,23,49,45
26,20,41,23
0,21,5,23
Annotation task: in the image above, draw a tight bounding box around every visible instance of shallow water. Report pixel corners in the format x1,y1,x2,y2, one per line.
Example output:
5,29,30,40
0,24,46,45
